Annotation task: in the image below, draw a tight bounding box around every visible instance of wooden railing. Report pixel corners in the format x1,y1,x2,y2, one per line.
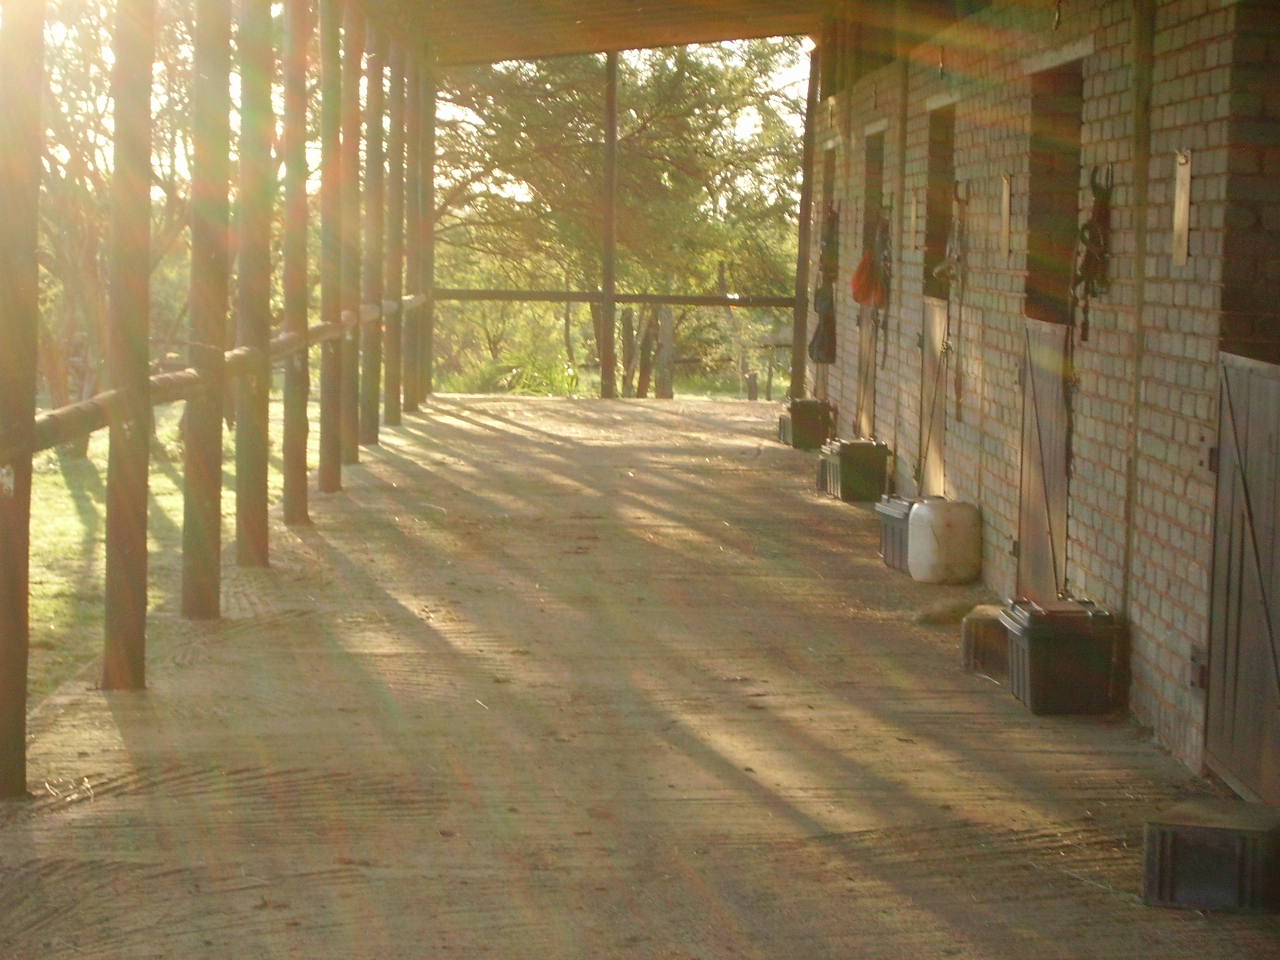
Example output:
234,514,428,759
0,297,425,471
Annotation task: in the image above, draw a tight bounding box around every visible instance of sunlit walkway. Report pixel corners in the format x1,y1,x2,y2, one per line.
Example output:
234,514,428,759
4,397,1278,959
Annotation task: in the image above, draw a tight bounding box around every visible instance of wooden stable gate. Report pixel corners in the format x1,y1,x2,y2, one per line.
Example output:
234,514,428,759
1016,318,1070,604
1207,353,1280,806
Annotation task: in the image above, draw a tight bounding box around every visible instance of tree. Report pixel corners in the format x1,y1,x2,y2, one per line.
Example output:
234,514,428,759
432,39,804,393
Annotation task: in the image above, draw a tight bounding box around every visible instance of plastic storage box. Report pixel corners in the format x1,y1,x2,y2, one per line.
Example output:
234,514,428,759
777,399,833,450
1144,799,1280,912
874,495,913,572
999,597,1126,715
816,439,890,502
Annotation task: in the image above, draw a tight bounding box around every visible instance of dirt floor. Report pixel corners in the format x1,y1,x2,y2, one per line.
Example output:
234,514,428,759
3,396,1279,959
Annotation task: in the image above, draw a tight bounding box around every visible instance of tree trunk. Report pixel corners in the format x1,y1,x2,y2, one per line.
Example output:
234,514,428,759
655,304,674,399
719,261,746,396
620,306,635,397
562,299,576,368
636,306,656,399
588,300,602,365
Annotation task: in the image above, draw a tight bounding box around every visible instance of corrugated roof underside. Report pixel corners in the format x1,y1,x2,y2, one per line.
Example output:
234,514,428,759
369,0,829,65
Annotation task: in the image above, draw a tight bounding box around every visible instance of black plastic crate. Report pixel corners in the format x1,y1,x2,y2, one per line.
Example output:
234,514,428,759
999,598,1127,715
778,399,833,450
961,604,1009,682
1144,800,1280,912
816,439,890,502
874,495,913,572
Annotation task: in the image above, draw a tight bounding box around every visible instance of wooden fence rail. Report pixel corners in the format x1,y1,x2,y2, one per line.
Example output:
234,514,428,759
0,297,428,469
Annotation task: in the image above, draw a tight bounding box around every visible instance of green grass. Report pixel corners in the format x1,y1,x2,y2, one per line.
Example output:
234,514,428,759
26,399,285,706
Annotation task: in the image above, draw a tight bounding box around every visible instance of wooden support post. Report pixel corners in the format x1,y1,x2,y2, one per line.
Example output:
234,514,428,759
600,51,619,399
403,59,422,412
360,30,386,445
282,0,312,524
339,6,365,463
103,0,156,689
420,66,437,397
0,0,46,796
384,45,405,426
235,0,274,567
789,45,820,402
318,0,343,491
182,0,232,617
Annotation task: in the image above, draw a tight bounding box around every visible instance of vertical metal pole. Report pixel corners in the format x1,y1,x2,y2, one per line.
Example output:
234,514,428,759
182,0,232,616
339,5,365,464
0,0,46,796
420,66,437,397
235,0,274,567
103,0,156,689
282,0,312,524
600,51,619,399
403,59,422,412
385,45,405,425
789,45,820,402
318,0,343,491
360,29,385,445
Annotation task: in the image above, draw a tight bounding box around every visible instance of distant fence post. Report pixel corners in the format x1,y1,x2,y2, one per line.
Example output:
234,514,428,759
0,0,46,796
318,0,343,492
403,60,422,411
102,0,157,690
384,45,406,426
282,0,313,525
182,0,233,616
655,305,674,400
360,29,386,446
421,62,437,397
339,6,365,464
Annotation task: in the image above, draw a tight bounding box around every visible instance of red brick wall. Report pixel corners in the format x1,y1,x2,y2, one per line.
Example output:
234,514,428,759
802,0,1267,772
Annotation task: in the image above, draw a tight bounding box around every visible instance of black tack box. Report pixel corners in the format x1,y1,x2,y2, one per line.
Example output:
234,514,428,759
874,495,913,572
778,399,833,450
999,597,1127,715
816,439,890,502
1144,800,1280,912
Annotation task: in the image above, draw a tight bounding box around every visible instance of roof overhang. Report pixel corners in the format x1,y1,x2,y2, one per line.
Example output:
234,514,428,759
365,1,835,66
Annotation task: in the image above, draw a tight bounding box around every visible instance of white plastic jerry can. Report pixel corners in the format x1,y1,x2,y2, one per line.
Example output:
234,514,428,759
906,497,982,584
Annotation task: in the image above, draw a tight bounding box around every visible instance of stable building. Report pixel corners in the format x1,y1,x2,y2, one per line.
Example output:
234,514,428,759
796,0,1278,807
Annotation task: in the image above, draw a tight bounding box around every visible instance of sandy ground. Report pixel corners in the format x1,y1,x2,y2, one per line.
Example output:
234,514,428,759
2,396,1278,960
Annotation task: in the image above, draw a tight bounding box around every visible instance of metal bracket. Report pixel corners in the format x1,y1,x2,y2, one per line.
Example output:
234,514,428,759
1188,646,1210,690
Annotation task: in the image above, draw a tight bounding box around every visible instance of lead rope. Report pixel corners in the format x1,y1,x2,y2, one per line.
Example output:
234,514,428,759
876,208,893,369
914,338,951,491
935,183,967,422
1070,164,1113,344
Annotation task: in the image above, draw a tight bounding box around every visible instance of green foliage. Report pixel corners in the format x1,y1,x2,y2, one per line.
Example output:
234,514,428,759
34,5,802,407
39,0,202,413
434,40,804,394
